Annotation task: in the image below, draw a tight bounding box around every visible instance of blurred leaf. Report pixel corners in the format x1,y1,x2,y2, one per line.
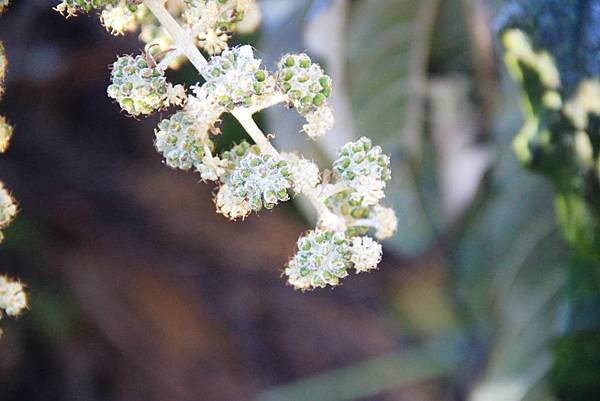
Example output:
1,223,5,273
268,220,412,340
452,146,567,401
345,0,495,255
257,337,461,401
344,0,441,254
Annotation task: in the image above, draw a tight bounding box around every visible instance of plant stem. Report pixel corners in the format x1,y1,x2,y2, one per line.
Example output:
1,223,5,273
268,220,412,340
143,0,341,229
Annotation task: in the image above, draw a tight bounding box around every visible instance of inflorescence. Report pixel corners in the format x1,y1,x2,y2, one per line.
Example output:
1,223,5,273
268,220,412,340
56,0,398,290
0,2,28,334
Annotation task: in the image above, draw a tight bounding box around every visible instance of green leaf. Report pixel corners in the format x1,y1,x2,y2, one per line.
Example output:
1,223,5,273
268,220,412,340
452,149,567,401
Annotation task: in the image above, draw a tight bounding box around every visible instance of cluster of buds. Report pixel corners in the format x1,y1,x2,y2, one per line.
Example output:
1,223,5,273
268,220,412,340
56,0,260,54
0,2,28,333
202,45,275,110
183,0,260,55
57,0,398,290
276,53,334,138
107,53,186,116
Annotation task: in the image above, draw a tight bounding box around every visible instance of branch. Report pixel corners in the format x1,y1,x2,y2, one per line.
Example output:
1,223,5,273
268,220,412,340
142,0,341,229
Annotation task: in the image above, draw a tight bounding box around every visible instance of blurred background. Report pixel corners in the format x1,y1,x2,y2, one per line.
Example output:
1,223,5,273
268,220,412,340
0,0,598,400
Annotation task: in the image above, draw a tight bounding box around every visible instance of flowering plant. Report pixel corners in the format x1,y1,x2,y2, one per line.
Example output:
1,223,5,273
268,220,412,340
0,1,28,334
56,0,398,290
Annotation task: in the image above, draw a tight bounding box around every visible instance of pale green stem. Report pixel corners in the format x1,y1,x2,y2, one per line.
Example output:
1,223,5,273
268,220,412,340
156,47,184,70
143,0,340,229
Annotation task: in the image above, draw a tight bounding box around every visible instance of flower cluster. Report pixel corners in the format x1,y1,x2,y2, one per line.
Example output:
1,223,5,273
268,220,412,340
202,45,274,110
57,0,397,291
281,137,394,290
0,1,27,334
0,182,16,233
56,0,260,50
229,152,292,211
183,0,260,55
285,230,382,290
332,137,391,206
107,53,185,116
276,53,334,138
0,276,27,319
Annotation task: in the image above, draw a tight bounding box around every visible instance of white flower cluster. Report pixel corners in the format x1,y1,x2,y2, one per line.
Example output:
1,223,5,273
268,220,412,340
56,0,143,35
57,0,397,292
183,0,260,55
215,142,294,219
107,54,185,116
229,152,292,211
0,182,16,238
100,1,142,35
0,276,27,319
285,230,382,290
333,137,391,206
0,3,27,333
283,153,320,195
276,53,334,138
56,0,260,51
154,110,214,170
283,137,395,290
202,45,274,110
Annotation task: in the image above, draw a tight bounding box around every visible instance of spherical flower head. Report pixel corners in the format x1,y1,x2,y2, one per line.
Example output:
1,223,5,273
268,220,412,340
0,275,27,317
350,236,382,273
276,53,332,115
283,153,320,194
333,137,391,206
202,45,273,110
0,116,13,154
107,54,185,117
229,152,292,212
214,183,251,220
373,205,397,240
0,182,16,229
100,1,141,35
302,105,334,139
285,230,352,290
154,110,215,171
219,140,260,180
